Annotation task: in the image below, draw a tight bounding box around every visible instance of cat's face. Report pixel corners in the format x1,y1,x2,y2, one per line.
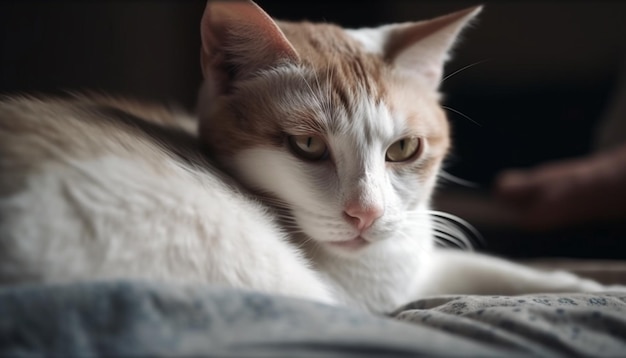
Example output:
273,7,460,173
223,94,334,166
198,1,479,256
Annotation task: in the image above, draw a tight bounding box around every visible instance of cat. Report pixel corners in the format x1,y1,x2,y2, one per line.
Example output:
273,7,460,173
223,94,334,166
0,0,614,314
195,1,616,311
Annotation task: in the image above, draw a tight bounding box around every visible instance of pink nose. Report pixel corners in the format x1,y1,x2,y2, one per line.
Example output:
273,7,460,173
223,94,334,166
343,202,383,231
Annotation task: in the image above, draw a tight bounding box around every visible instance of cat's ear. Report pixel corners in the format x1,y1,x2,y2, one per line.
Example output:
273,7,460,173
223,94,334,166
383,6,482,89
200,0,299,94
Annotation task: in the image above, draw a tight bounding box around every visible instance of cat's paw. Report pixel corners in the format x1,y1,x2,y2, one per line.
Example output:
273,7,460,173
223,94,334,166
548,270,605,292
602,284,626,292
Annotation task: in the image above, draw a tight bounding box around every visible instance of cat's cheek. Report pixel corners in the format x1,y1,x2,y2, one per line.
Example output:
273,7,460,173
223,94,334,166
233,148,353,238
397,163,442,208
232,149,314,201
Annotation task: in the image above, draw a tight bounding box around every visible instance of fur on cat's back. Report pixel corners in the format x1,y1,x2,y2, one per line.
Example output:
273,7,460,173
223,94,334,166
0,95,334,303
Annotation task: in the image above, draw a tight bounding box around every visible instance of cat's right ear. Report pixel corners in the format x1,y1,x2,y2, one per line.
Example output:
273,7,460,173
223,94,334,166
200,0,299,95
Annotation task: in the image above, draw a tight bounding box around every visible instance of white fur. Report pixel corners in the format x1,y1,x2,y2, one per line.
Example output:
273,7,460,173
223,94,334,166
0,153,334,304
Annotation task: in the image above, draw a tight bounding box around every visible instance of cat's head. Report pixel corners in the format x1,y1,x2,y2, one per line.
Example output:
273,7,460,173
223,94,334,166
197,0,480,256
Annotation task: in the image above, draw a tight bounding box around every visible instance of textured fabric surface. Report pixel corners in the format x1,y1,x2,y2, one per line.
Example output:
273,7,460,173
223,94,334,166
392,293,626,357
0,281,516,357
1,281,626,357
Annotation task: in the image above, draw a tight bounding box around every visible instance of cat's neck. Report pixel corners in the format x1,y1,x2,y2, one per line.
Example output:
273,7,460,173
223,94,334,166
310,226,436,312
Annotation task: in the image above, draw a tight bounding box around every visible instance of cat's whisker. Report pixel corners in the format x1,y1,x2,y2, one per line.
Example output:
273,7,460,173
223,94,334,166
438,170,479,188
403,220,470,251
434,237,464,250
441,105,482,127
427,210,483,239
433,213,484,250
279,224,302,230
273,212,297,220
406,209,484,250
432,224,472,250
439,59,491,84
291,234,320,254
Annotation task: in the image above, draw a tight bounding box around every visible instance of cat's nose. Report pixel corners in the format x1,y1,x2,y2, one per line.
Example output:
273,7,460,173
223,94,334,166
343,202,383,231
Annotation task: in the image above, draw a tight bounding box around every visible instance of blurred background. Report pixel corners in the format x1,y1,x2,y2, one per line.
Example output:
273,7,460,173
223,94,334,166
1,1,625,259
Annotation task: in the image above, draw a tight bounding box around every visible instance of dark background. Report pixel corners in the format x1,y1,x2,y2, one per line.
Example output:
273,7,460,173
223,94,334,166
2,1,625,259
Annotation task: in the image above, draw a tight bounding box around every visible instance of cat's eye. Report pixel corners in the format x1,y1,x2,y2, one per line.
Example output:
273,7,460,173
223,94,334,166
386,137,421,162
288,135,329,161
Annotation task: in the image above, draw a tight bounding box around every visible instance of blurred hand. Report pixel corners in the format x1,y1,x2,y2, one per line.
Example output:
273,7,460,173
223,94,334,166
494,144,626,231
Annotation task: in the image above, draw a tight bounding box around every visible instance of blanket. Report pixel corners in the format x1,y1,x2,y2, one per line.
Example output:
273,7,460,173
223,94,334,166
1,281,625,357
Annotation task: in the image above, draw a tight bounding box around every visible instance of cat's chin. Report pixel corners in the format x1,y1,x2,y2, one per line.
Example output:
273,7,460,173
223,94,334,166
325,236,370,251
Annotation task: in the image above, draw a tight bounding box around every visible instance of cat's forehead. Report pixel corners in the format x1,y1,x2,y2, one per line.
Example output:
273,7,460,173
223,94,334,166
234,64,442,146
278,21,387,105
274,21,444,135
240,64,444,154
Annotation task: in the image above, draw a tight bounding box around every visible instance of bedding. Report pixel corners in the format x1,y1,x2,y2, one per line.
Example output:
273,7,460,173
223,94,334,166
1,281,625,357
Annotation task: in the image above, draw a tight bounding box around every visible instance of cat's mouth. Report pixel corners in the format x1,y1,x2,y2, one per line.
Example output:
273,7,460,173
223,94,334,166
326,236,369,251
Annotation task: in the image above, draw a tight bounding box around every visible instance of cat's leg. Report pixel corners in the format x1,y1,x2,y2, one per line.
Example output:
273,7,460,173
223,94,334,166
415,249,616,297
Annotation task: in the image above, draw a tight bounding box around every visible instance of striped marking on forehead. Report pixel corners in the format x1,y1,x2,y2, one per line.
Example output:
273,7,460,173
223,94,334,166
279,21,388,116
288,66,393,144
250,64,394,147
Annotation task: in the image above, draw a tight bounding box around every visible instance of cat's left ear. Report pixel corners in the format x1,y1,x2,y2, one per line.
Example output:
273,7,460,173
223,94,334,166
382,6,482,89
